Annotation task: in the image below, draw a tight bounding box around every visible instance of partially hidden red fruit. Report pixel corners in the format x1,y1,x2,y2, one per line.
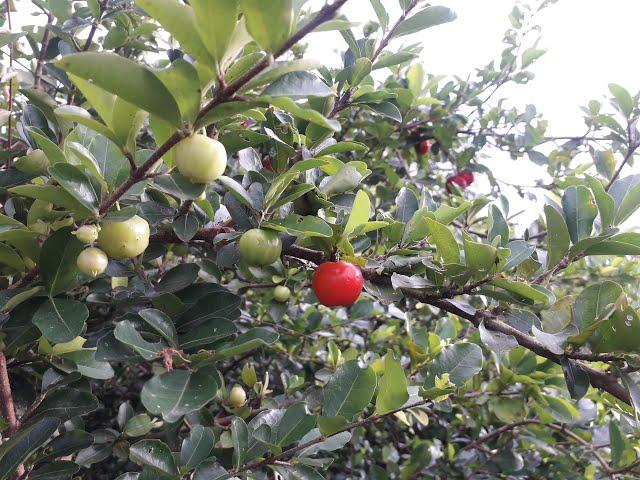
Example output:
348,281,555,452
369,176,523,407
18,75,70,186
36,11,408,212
416,140,430,155
241,120,250,129
262,157,274,172
445,171,474,193
312,261,363,307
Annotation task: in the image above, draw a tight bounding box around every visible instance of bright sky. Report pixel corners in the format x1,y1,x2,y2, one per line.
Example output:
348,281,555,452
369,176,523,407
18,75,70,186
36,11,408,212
308,0,640,231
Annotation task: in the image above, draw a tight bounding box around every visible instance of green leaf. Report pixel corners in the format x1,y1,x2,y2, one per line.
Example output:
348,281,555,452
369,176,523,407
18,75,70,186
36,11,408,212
521,47,546,68
155,59,201,124
9,185,91,216
364,101,402,122
114,320,165,360
205,327,278,361
424,217,459,264
57,53,182,127
195,102,256,130
426,343,483,387
231,417,248,469
573,280,623,333
393,6,457,38
54,106,119,144
259,96,340,131
544,205,570,268
272,403,316,447
124,414,153,438
26,128,68,164
491,278,551,305
38,228,83,296
463,236,497,278
190,0,238,67
612,177,640,225
139,308,179,348
0,417,60,480
265,214,333,238
180,425,215,469
61,350,115,380
154,172,207,201
369,0,389,31
29,388,99,423
263,71,333,99
585,175,615,230
608,83,634,117
343,190,371,237
315,141,368,157
375,352,409,414
373,51,417,70
323,360,377,420
561,186,597,243
244,59,322,91
129,440,178,477
433,201,471,225
502,240,535,271
488,205,509,246
135,0,213,67
141,369,219,423
264,172,297,211
178,318,237,349
156,263,201,294
584,233,640,256
66,74,116,127
49,163,100,214
320,165,363,195
33,298,88,344
30,461,79,480
173,212,199,242
217,175,255,209
239,0,294,53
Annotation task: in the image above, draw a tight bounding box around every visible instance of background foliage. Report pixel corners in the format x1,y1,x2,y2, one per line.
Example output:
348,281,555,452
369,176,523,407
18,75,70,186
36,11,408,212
2,0,640,478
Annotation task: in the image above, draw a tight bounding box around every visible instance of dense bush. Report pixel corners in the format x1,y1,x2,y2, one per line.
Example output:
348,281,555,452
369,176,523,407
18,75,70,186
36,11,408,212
2,0,640,478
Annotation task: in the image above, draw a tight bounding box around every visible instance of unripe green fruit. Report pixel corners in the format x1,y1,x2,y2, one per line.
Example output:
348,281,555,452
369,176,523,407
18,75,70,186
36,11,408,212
175,134,227,183
238,229,282,266
14,149,50,175
241,363,257,387
229,385,247,408
74,225,100,244
273,285,291,302
76,247,108,277
98,215,150,260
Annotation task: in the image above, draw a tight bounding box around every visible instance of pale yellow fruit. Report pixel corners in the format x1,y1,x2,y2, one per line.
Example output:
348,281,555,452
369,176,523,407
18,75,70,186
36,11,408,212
98,215,150,260
76,247,108,277
175,134,227,183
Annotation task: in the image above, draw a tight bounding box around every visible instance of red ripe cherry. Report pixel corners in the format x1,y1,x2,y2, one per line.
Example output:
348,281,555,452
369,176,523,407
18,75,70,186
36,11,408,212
241,120,250,129
445,171,474,193
416,140,430,155
312,261,363,307
262,158,274,172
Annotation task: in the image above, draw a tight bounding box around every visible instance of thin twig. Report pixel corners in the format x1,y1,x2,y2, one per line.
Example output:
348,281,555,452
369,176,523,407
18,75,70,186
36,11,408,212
33,13,54,90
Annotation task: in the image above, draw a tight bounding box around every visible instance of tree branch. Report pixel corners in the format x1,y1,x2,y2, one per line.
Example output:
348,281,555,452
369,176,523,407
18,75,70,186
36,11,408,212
33,13,54,90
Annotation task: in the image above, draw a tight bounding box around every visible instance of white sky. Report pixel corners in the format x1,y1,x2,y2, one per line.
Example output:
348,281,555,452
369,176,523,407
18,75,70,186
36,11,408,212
308,0,640,231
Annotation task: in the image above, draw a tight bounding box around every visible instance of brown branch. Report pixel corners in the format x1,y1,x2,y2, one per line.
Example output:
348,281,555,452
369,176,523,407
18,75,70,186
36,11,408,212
0,351,19,435
149,225,233,244
461,419,539,451
606,142,639,191
8,267,40,290
0,351,26,478
33,13,54,90
225,399,430,478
